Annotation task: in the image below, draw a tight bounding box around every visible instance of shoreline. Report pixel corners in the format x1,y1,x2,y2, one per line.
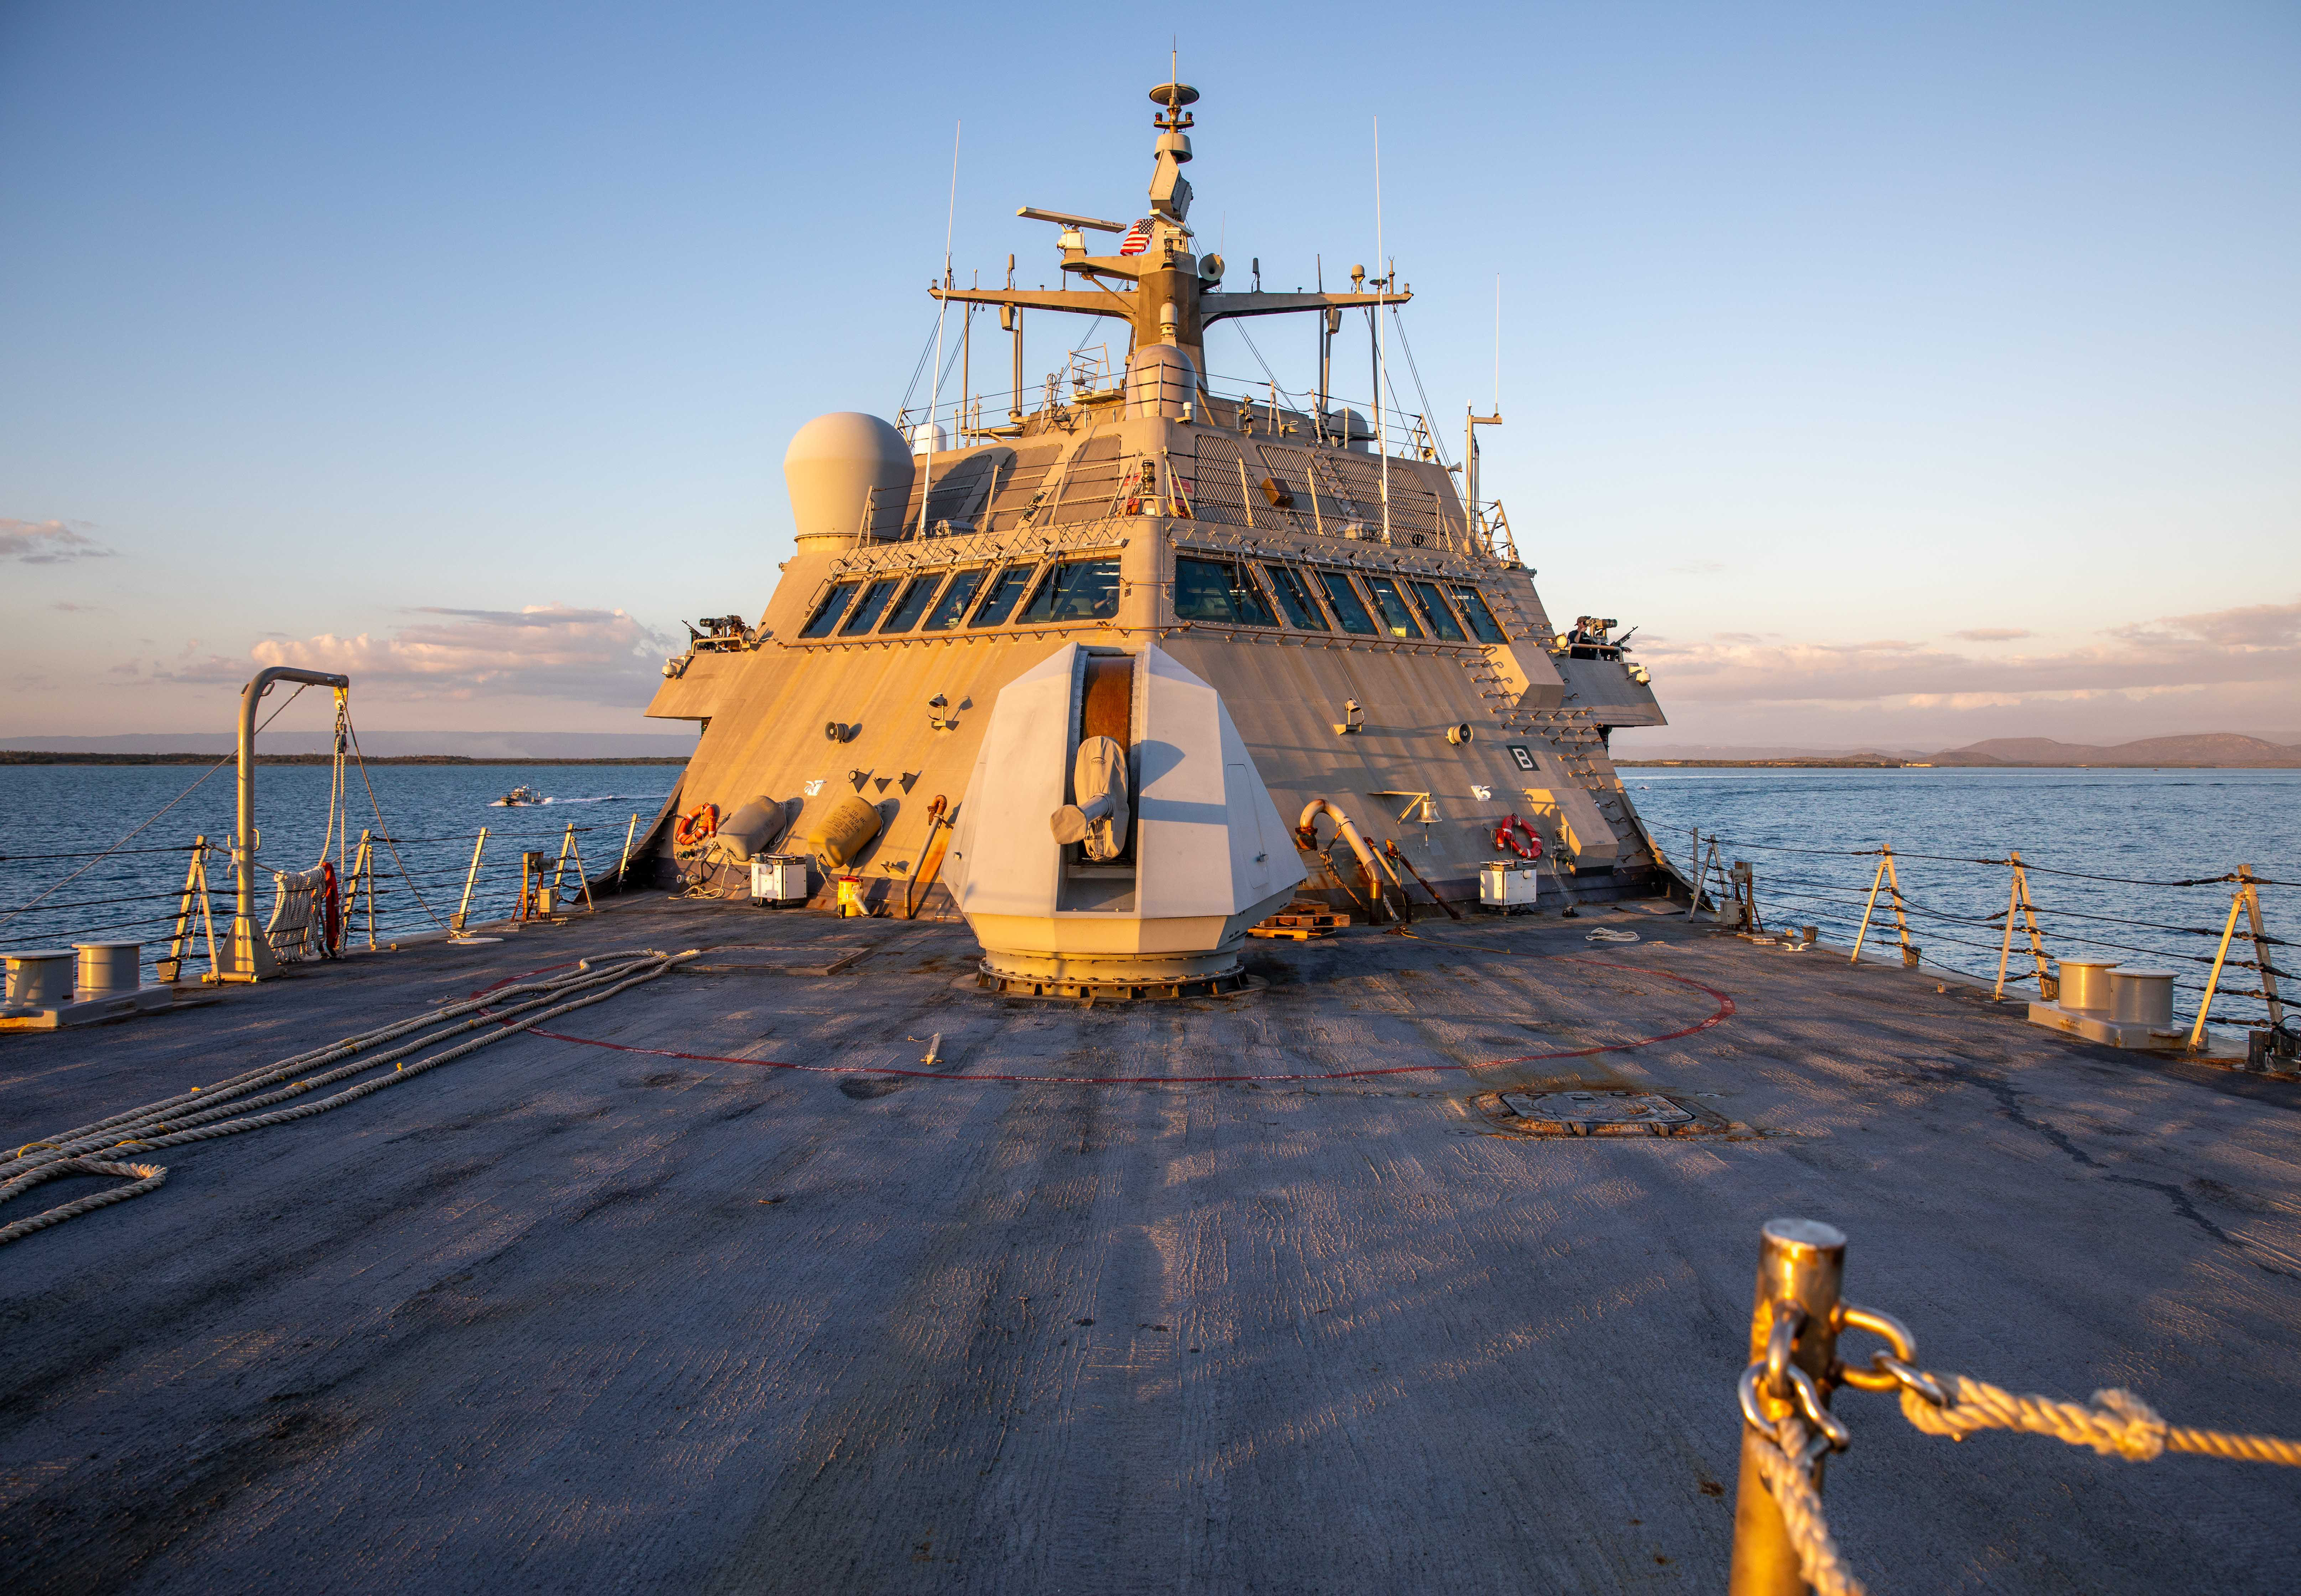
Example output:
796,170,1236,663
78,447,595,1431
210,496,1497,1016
0,753,691,767
1618,758,2301,770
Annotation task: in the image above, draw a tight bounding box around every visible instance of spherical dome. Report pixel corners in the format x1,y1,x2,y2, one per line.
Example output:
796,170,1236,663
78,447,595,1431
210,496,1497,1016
784,412,914,542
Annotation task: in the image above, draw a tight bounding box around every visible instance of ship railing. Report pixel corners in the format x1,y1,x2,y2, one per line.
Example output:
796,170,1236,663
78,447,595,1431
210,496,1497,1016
1723,1217,2301,1596
895,367,1450,470
870,392,1502,562
1,815,653,994
1651,828,2292,1058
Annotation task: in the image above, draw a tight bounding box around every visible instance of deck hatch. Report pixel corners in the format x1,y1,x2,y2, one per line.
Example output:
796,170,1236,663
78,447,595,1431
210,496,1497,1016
1480,1089,1724,1137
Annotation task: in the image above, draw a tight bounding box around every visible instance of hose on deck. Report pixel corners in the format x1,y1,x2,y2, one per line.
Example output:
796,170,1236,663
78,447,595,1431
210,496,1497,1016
0,947,697,1248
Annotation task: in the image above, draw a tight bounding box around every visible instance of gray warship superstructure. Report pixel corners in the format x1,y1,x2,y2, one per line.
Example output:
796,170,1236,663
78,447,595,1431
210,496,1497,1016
646,82,1665,963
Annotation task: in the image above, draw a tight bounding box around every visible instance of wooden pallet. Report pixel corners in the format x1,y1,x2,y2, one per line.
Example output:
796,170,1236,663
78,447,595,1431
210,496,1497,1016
1250,906,1350,941
1267,909,1350,930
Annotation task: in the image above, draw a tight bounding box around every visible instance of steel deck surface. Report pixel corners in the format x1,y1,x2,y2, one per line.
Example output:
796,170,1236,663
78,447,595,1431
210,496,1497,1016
3,896,2297,1593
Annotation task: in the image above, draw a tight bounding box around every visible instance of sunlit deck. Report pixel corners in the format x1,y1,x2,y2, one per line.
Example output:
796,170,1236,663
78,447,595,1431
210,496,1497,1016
3,896,2296,1592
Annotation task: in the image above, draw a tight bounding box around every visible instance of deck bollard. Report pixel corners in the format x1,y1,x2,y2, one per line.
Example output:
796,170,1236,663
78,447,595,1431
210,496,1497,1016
1729,1219,1847,1596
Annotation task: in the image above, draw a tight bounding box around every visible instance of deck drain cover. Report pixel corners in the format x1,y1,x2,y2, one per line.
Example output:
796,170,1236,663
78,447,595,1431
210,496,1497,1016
1482,1089,1721,1137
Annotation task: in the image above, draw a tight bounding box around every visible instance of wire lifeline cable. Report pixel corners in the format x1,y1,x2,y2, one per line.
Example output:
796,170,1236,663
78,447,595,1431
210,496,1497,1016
1692,834,2290,890
0,684,312,934
341,711,447,928
0,845,200,864
0,949,698,1247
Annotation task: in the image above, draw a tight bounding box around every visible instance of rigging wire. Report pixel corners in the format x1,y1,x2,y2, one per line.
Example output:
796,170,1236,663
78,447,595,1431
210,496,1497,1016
0,684,311,934
342,710,447,928
1387,306,1454,472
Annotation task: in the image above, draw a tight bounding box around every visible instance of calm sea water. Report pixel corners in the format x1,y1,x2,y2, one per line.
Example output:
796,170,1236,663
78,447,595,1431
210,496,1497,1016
4,762,2292,1031
0,764,678,976
1626,767,2298,1029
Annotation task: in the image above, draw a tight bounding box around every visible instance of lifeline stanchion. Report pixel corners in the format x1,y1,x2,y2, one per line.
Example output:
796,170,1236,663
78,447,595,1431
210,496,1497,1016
1993,849,2051,1001
1849,845,1918,968
617,811,639,887
157,837,221,985
2192,865,2283,1050
451,827,488,936
549,822,595,915
1729,1219,1855,1596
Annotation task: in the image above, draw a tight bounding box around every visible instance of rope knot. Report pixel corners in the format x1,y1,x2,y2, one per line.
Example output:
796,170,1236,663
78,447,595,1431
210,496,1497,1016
1899,1372,2167,1461
2090,1388,2167,1462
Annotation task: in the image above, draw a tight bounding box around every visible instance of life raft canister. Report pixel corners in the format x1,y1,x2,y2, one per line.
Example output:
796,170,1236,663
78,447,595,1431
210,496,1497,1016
674,803,721,849
1495,814,1543,861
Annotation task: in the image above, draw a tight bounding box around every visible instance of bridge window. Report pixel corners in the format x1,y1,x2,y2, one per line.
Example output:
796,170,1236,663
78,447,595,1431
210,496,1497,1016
1260,563,1328,629
839,579,899,636
1446,584,1509,644
878,574,941,634
1407,580,1468,642
1174,556,1276,626
968,564,1038,627
1362,575,1424,639
799,582,859,639
1019,558,1121,623
920,568,985,631
1316,570,1379,636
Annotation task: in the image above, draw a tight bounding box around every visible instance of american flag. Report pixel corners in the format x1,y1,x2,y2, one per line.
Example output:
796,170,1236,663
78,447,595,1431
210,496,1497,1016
1119,218,1153,257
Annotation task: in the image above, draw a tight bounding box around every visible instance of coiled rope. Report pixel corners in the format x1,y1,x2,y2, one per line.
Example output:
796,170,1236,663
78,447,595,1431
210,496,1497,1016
0,947,696,1248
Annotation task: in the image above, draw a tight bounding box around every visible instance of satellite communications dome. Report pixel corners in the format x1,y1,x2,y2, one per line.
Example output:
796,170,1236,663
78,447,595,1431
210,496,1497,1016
784,412,914,542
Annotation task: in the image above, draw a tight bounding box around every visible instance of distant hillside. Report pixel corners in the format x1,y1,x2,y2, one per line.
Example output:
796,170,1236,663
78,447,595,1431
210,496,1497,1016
1937,734,2301,768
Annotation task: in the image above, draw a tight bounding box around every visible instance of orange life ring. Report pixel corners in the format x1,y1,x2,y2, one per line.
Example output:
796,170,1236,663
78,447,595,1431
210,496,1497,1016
674,803,720,849
1495,814,1542,861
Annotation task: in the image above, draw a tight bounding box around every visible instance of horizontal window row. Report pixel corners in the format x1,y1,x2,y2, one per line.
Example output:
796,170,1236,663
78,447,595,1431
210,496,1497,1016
1173,555,1509,643
795,553,1512,645
798,558,1122,639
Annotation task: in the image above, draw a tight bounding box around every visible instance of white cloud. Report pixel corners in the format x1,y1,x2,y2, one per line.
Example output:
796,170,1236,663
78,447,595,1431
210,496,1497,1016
1951,627,2032,642
1638,598,2301,708
1,518,110,564
160,604,675,705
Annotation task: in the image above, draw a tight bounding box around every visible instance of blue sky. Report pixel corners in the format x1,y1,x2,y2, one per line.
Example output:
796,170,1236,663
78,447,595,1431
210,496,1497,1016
4,2,2295,749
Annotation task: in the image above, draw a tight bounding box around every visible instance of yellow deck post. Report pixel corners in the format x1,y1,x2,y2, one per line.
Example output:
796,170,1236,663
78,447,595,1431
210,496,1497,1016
2191,876,2249,1051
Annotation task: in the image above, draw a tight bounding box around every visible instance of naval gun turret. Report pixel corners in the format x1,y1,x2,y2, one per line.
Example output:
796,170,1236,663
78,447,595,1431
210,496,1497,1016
644,79,1669,983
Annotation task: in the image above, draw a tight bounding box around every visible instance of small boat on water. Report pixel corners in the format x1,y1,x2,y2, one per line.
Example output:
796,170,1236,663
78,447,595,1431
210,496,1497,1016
490,784,546,808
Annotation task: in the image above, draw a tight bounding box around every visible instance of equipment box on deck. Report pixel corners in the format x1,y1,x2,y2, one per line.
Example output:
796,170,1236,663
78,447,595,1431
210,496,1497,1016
750,855,809,907
1480,860,1540,913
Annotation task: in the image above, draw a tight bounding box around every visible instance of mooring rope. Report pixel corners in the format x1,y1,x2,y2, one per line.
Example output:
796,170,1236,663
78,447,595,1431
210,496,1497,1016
1744,1347,2301,1596
0,948,696,1248
1899,1371,2301,1467
1747,1417,1866,1596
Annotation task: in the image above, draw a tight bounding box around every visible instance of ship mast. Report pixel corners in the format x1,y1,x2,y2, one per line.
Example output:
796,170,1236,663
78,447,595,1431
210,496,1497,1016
930,82,1409,416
